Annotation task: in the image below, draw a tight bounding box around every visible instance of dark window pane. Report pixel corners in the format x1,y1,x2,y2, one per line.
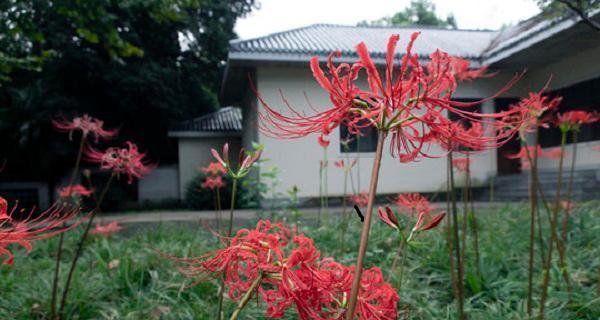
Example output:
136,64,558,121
340,123,377,153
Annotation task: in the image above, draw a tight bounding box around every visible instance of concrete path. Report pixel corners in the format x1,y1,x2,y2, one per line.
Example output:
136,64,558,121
99,202,510,225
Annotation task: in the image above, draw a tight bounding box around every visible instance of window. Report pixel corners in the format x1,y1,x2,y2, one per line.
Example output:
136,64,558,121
339,122,378,153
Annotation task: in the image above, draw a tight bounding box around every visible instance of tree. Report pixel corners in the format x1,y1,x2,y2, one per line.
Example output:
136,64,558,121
537,0,600,31
0,0,256,189
358,0,457,29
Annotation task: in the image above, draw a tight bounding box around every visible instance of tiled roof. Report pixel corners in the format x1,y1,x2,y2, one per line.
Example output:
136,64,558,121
171,107,242,133
229,24,498,61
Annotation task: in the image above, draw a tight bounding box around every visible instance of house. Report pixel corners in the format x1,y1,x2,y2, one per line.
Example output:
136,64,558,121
168,107,243,198
208,12,600,201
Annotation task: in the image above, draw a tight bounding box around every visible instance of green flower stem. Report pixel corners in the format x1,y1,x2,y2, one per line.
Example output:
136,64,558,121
217,178,239,320
448,151,465,320
51,135,86,319
59,173,115,318
229,273,263,320
538,131,567,320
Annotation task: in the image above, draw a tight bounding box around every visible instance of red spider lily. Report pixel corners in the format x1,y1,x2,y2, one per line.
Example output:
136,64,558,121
320,160,328,169
90,221,124,238
52,114,118,142
0,197,81,266
404,210,446,242
349,192,369,207
334,159,357,170
58,185,93,199
433,121,490,152
378,204,445,239
200,161,226,176
500,90,561,137
393,193,431,215
561,200,576,213
201,176,226,190
84,141,154,184
377,206,400,230
161,220,398,320
452,157,471,173
413,211,446,232
211,143,261,179
555,110,599,132
505,145,563,169
257,32,526,162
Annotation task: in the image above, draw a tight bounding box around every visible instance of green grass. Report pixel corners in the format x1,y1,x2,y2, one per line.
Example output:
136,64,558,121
1,203,599,319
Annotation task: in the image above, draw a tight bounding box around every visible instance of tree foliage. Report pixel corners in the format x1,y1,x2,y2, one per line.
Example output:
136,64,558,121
358,0,456,29
0,0,256,186
536,0,600,30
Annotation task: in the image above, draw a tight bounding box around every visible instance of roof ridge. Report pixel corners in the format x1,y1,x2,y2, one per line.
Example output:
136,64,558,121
311,23,496,32
231,23,496,46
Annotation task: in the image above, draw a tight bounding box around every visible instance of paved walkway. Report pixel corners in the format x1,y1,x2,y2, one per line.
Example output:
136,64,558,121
100,202,509,225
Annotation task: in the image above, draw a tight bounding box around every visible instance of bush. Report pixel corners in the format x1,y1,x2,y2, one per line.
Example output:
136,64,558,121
184,173,256,210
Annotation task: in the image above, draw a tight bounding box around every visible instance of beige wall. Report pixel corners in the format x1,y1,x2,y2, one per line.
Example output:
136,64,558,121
177,136,241,199
253,66,519,197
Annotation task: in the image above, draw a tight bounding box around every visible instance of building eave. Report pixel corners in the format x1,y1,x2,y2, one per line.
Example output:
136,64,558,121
168,131,242,138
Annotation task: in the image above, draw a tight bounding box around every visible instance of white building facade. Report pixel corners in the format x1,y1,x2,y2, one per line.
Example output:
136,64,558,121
217,15,600,200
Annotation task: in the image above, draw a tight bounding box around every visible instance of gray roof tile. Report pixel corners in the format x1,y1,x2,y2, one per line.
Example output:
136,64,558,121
171,107,242,133
230,24,498,60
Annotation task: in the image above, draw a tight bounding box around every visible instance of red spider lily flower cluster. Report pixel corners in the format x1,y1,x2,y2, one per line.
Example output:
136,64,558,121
505,145,562,170
501,90,561,137
85,141,154,184
200,162,227,176
555,110,598,132
201,176,226,190
349,192,369,207
452,157,471,173
58,185,93,199
163,220,398,319
393,192,431,215
0,197,81,266
561,200,576,213
211,143,261,179
434,121,489,152
90,221,124,238
52,114,118,142
257,32,527,162
200,161,227,190
377,206,445,241
334,159,357,170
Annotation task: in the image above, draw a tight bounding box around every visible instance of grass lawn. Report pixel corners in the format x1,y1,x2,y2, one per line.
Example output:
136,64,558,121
1,202,599,319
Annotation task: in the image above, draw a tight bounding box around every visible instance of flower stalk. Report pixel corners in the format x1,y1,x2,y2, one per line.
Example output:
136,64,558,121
229,273,263,320
448,151,465,320
345,130,387,320
50,135,86,319
538,130,567,320
58,173,115,317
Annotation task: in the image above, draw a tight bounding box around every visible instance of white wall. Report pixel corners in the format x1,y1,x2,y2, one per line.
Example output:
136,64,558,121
254,66,517,197
138,165,179,201
525,45,600,91
177,136,241,199
536,140,600,171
